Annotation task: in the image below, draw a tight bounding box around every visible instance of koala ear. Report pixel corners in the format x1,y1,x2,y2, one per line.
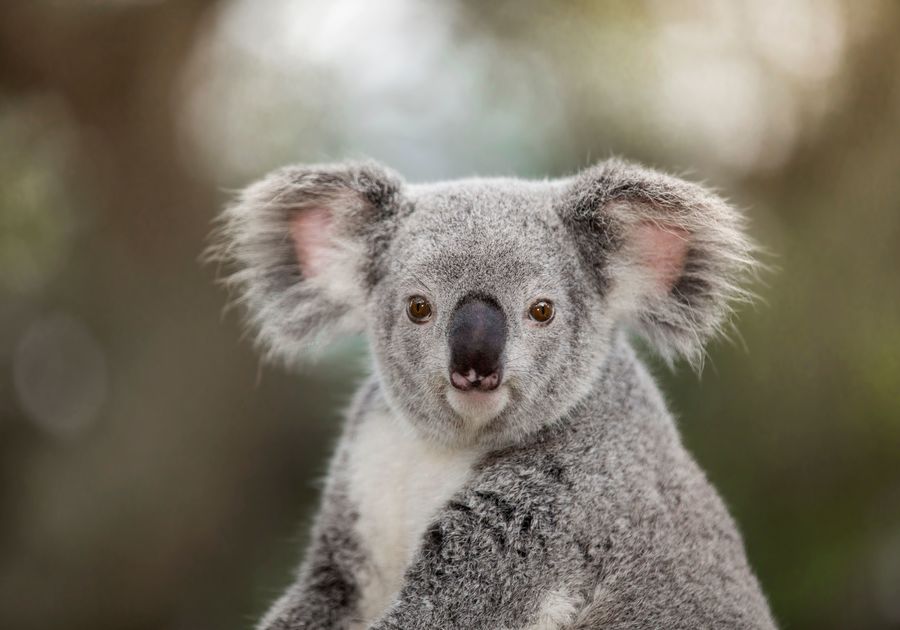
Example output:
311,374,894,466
210,161,405,363
560,159,757,367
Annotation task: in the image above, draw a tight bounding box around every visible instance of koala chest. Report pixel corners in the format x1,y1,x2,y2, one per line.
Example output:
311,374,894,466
345,410,480,624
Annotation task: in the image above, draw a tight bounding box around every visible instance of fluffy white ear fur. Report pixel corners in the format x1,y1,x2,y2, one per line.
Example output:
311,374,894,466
630,221,690,293
563,159,758,368
290,205,335,280
286,198,365,311
209,161,403,364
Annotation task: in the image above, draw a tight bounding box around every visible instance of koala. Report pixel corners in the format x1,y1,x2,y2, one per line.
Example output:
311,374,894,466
212,158,776,629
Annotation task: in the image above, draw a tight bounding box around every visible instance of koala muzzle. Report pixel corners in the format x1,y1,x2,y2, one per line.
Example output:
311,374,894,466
448,296,507,392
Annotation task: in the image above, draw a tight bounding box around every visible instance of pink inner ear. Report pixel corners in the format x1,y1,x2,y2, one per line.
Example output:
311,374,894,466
633,222,689,291
290,206,333,278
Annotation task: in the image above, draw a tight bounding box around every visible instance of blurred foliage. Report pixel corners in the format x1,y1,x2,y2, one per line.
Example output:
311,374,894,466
1,1,899,629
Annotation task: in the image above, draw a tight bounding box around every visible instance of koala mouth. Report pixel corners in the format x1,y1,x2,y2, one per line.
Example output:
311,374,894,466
445,384,510,428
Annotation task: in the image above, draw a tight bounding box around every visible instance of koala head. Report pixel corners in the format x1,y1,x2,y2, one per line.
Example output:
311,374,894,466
212,159,755,448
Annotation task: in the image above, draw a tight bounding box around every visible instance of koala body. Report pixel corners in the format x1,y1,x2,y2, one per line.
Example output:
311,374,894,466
214,159,776,629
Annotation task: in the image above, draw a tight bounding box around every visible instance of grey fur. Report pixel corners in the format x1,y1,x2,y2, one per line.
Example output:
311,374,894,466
210,158,775,629
211,161,406,362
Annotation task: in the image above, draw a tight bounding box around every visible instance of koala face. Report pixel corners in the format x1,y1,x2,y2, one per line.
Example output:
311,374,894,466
368,180,610,447
212,160,754,448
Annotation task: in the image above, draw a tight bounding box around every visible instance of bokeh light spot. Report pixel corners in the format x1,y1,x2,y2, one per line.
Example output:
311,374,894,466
13,313,109,439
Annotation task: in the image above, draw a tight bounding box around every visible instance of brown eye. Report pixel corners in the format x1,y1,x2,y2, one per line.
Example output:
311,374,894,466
528,300,554,323
407,296,433,323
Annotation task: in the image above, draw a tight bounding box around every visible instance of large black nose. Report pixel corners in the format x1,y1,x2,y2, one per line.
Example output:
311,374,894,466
447,295,506,392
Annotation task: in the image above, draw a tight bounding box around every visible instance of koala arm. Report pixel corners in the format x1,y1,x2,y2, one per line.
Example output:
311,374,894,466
259,464,365,630
367,458,578,630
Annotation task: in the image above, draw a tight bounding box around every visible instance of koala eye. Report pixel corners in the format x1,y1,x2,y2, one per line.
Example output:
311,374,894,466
528,300,554,323
407,296,433,323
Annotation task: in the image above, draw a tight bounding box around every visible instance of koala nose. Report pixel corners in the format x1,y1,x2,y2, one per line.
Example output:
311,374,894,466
447,295,506,392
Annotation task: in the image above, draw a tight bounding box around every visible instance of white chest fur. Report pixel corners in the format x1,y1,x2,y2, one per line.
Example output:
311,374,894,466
346,410,481,625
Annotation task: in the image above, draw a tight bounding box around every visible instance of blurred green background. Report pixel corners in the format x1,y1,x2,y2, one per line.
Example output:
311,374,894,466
1,1,899,629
